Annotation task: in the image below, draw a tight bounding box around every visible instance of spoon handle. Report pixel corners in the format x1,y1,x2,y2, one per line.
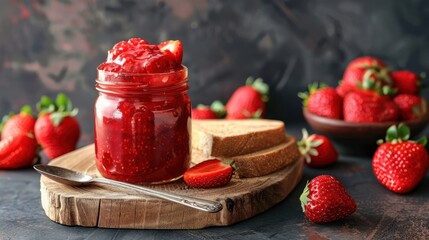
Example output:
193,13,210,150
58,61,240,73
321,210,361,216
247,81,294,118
93,178,223,213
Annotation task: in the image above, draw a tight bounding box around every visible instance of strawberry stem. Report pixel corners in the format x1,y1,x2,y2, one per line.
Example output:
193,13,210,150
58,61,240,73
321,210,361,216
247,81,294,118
37,93,78,125
246,77,269,102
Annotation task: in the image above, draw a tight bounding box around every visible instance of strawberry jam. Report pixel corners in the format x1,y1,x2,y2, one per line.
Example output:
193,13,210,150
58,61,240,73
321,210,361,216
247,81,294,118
94,38,191,184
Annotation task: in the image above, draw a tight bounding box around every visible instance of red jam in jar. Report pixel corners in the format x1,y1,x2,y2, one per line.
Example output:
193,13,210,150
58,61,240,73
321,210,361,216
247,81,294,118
94,38,191,184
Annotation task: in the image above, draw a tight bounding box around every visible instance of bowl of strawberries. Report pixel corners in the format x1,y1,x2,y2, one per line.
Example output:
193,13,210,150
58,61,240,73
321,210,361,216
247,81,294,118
300,56,429,155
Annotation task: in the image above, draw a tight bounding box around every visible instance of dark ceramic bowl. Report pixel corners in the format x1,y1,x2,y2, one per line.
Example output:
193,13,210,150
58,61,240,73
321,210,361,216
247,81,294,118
303,109,429,156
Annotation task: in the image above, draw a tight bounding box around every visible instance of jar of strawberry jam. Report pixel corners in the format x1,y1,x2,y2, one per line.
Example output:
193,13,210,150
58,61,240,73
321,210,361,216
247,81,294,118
94,38,191,184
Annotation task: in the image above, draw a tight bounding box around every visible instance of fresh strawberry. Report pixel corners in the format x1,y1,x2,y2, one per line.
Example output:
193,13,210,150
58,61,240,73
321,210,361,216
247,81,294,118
299,83,342,119
372,124,429,194
391,70,421,95
0,134,38,169
192,101,226,119
225,77,269,119
34,94,80,160
345,56,387,70
393,94,427,120
192,107,217,119
343,90,398,122
337,56,393,97
1,105,36,139
300,175,356,223
158,40,183,65
183,159,234,188
298,129,338,167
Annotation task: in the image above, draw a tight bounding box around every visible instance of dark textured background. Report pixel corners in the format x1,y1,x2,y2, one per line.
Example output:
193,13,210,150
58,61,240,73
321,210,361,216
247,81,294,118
1,0,429,146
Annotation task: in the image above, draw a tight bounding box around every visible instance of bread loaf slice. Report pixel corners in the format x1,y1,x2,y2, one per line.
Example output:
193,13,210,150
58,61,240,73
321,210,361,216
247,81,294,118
192,119,286,158
192,136,300,178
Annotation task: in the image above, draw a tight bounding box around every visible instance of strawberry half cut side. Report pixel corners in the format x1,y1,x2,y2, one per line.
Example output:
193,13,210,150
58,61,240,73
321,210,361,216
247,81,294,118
183,159,234,188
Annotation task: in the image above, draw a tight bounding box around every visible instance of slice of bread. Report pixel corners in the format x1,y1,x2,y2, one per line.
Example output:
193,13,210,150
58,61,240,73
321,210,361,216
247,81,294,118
192,136,300,178
192,119,286,158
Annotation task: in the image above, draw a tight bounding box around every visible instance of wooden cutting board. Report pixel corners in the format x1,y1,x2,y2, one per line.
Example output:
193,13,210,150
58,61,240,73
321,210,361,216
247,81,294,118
40,144,303,229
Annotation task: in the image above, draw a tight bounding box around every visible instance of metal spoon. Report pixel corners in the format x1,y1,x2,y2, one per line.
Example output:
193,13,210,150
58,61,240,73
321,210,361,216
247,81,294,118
33,164,223,213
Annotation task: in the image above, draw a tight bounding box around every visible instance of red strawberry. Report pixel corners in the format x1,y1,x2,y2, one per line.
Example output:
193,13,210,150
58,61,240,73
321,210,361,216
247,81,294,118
1,105,36,139
299,83,342,119
192,101,226,120
393,94,427,120
300,175,356,223
192,107,217,119
391,70,421,95
337,56,393,97
34,94,81,160
343,90,398,122
372,124,429,194
0,134,38,169
159,40,183,65
184,159,234,188
298,129,338,167
345,56,387,70
226,77,269,119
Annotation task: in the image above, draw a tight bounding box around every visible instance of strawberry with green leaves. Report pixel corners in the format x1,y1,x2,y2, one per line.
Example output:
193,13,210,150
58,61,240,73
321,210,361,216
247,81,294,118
183,159,234,188
300,175,356,223
192,100,226,120
393,94,427,120
391,70,422,95
343,90,398,123
373,124,429,194
34,94,80,160
337,56,393,97
298,129,338,167
225,77,269,119
0,105,36,139
299,83,342,119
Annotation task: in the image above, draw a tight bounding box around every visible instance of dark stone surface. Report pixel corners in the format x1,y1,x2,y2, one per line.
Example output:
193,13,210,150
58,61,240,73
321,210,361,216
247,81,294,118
1,0,429,239
1,125,429,240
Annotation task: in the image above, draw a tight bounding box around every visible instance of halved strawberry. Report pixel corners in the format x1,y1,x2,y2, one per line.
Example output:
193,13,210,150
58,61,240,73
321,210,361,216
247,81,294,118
183,159,234,188
159,40,183,65
0,134,38,169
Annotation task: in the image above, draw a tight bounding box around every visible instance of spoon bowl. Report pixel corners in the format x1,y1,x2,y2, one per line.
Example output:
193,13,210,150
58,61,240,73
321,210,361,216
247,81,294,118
34,164,93,186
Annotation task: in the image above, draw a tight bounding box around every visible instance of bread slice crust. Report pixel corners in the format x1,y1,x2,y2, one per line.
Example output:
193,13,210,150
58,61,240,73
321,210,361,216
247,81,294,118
192,119,286,158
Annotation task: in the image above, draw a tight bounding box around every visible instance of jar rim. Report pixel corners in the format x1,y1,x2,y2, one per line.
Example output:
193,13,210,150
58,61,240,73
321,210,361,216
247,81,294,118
97,65,187,77
96,65,188,87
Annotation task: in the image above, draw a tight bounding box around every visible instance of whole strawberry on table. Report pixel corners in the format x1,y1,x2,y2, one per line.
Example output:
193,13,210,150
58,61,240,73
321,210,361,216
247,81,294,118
35,94,81,160
300,175,356,223
191,77,269,120
372,124,428,194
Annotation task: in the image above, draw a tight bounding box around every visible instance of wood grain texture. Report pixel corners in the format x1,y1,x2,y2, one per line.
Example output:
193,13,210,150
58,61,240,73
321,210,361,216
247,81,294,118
40,144,303,229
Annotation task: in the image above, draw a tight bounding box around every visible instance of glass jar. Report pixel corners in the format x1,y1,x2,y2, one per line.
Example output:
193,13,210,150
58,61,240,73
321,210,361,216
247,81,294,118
94,67,191,184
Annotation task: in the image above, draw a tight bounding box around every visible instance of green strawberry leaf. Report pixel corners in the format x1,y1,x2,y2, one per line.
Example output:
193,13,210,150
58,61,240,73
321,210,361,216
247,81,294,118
37,95,56,113
56,93,72,112
247,77,269,102
210,100,226,118
0,112,14,132
397,124,410,141
385,125,398,143
20,105,33,115
299,181,311,213
50,112,65,126
417,136,427,146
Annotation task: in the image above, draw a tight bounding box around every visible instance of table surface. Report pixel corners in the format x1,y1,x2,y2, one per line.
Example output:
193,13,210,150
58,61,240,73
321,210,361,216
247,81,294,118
1,126,429,240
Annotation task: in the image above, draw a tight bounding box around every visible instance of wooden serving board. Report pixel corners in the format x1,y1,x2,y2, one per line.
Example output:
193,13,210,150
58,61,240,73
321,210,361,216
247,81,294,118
40,144,303,229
